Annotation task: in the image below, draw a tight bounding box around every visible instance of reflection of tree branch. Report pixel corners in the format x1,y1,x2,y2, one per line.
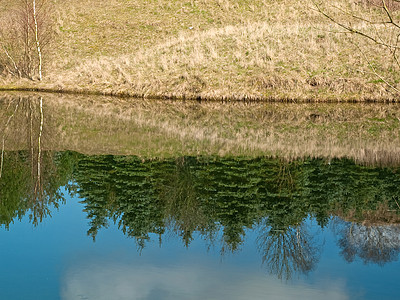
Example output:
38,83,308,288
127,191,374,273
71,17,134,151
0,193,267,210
312,0,400,93
334,217,400,265
257,221,321,280
35,96,43,193
0,98,21,179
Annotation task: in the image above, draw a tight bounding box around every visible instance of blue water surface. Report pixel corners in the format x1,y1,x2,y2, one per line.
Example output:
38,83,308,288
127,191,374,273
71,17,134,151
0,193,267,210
0,188,399,300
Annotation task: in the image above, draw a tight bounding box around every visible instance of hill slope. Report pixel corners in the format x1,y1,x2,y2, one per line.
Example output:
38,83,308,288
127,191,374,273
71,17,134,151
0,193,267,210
0,0,398,101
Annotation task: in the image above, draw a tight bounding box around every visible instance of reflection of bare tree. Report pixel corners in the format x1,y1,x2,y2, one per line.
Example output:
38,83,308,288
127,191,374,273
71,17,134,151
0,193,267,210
1,98,21,178
257,222,321,280
33,97,44,195
27,96,53,224
0,96,57,225
334,217,400,266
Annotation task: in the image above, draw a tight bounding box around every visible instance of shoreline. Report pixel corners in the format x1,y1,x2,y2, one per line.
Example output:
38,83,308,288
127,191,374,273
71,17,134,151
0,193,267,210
0,83,399,103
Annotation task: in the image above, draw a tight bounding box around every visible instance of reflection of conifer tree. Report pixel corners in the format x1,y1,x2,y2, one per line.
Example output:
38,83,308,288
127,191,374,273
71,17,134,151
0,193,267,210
301,159,400,224
334,218,400,266
257,221,321,280
75,156,166,249
202,158,269,252
260,160,308,234
75,155,115,240
158,157,209,247
113,157,165,250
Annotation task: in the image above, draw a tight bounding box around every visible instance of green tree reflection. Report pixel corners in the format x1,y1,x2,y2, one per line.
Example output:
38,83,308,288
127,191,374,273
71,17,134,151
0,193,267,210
72,154,400,276
1,146,400,278
0,151,77,227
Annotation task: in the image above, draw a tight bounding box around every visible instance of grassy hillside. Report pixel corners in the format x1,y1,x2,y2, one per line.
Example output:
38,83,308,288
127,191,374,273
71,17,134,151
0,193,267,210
0,0,399,101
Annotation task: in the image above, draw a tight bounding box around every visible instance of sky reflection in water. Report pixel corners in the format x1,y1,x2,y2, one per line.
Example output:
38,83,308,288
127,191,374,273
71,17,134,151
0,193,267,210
0,187,399,300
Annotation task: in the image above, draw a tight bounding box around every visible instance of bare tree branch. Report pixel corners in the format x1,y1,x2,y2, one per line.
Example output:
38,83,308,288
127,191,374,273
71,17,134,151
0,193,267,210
312,1,400,49
1,46,21,77
313,0,400,94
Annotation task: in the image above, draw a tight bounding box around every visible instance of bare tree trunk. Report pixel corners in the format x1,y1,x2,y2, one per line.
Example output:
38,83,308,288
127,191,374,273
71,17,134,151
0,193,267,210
24,0,33,78
32,0,42,81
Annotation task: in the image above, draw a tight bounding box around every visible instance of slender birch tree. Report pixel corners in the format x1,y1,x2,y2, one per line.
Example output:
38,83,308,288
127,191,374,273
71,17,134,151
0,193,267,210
32,0,43,81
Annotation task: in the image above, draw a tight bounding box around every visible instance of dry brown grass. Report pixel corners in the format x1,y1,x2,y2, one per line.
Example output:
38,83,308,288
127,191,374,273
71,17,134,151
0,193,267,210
0,0,399,100
360,0,400,11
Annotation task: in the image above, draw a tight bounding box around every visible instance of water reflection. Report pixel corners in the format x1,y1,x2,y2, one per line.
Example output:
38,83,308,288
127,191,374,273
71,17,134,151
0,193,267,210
2,93,400,164
334,218,400,266
0,150,399,280
257,222,321,280
0,96,76,227
61,261,350,300
1,94,400,286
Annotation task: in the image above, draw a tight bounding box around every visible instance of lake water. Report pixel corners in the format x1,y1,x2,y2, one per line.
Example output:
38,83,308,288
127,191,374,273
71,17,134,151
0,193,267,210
0,93,400,299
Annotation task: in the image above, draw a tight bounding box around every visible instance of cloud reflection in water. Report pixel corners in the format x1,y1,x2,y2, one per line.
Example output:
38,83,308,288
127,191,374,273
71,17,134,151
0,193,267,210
61,260,349,300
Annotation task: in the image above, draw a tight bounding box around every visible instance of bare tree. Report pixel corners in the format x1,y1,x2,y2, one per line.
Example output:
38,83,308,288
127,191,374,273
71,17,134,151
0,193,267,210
0,0,52,80
257,222,322,280
313,0,400,93
333,217,400,265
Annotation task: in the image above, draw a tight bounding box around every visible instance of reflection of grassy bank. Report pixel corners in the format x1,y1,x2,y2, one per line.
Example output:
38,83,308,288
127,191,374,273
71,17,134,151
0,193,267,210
1,94,400,165
333,202,400,226
1,0,400,101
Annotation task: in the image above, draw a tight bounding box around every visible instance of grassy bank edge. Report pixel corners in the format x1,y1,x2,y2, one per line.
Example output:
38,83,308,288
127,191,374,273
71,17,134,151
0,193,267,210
0,82,399,103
